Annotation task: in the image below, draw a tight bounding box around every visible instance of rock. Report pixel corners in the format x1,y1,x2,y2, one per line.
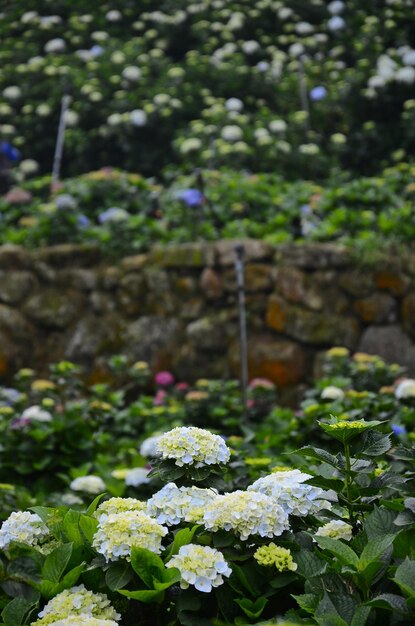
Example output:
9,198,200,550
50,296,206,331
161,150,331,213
0,271,36,304
173,344,230,380
179,298,205,320
64,314,123,363
275,243,352,269
186,312,236,351
122,316,181,365
118,272,146,315
56,269,97,292
150,243,215,268
90,292,116,316
33,244,101,268
339,271,375,297
0,245,32,270
0,304,34,342
200,268,223,299
402,293,415,337
215,239,274,266
354,293,397,324
229,335,305,387
32,262,56,283
375,271,410,296
266,295,360,348
245,264,274,292
24,290,84,329
175,276,196,294
120,254,148,273
358,325,415,373
0,305,35,372
100,267,121,290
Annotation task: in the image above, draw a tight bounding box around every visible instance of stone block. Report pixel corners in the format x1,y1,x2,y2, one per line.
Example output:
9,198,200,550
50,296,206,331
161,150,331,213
0,245,32,270
0,271,36,304
149,243,215,268
358,325,415,373
275,243,352,269
215,239,274,266
200,268,223,299
354,293,397,324
33,244,101,268
375,271,410,296
24,289,84,329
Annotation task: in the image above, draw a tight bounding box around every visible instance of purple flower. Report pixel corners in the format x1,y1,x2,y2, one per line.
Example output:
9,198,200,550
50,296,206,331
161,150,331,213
153,390,167,406
392,424,407,436
1,142,20,162
90,45,104,58
310,86,327,101
77,214,90,228
155,371,175,387
180,189,204,207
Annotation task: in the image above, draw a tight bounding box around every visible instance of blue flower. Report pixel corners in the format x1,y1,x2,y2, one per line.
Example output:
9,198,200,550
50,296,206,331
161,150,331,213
310,86,327,101
1,142,20,162
180,189,204,207
392,424,407,436
77,214,90,228
90,45,104,58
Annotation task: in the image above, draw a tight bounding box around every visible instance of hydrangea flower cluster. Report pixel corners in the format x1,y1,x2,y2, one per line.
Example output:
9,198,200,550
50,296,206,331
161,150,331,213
156,426,230,467
32,585,120,625
248,470,332,517
70,476,105,494
203,491,289,540
92,510,167,561
254,543,298,572
94,497,146,522
315,520,353,541
147,483,218,525
38,618,118,626
166,544,231,592
0,511,50,550
139,433,163,458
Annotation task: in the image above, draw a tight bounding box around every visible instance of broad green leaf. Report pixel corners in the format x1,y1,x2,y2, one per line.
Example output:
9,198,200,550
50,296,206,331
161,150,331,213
393,559,415,598
130,547,165,588
37,563,85,599
105,561,133,591
1,598,36,626
294,550,327,578
86,494,106,516
62,510,83,546
318,419,386,444
364,506,397,539
315,537,359,568
358,535,396,571
79,515,98,544
229,563,261,597
117,588,163,603
350,606,371,626
359,431,392,457
294,447,340,469
165,526,200,561
42,543,73,583
235,597,268,619
153,571,181,591
292,593,319,614
366,593,409,613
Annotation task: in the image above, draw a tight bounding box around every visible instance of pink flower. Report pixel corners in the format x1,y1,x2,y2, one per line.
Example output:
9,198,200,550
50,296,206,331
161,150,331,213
248,378,275,390
153,390,167,406
246,399,255,409
155,371,175,387
175,382,189,392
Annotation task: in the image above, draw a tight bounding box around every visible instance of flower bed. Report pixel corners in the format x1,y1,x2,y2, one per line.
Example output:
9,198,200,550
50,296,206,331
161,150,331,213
0,350,414,624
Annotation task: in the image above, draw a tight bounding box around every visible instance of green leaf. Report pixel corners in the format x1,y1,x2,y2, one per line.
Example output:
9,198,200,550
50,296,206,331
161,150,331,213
37,563,85,599
294,447,340,469
318,419,385,444
1,598,36,626
315,537,359,568
364,506,397,539
130,547,165,588
86,494,106,516
229,563,261,597
42,543,73,583
358,535,396,571
79,515,98,544
366,593,409,613
235,597,268,619
292,593,319,614
393,559,415,598
294,550,327,578
105,561,134,591
62,510,83,546
117,588,163,603
165,526,200,561
360,431,392,457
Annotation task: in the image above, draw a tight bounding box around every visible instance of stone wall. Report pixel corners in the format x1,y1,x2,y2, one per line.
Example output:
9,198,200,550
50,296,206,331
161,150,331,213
1,240,415,392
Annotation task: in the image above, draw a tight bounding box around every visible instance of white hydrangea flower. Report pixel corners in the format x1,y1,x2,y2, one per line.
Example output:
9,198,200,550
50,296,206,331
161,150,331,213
221,125,243,142
70,476,105,494
225,98,243,112
0,511,50,550
32,585,120,625
395,66,415,84
328,16,345,31
321,386,345,401
124,467,151,487
147,483,218,525
328,1,345,14
248,470,333,517
94,497,147,523
180,138,202,154
140,434,163,458
3,86,21,100
402,49,415,66
269,119,287,133
315,520,353,541
21,405,52,422
20,159,39,175
395,379,415,399
44,38,66,53
43,618,119,626
156,426,230,467
241,40,260,54
64,110,79,127
92,511,167,561
130,109,147,127
122,66,142,81
106,10,122,22
203,491,289,540
166,544,231,592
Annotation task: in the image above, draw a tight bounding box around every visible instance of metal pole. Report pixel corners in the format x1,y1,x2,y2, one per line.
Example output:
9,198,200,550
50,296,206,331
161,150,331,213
51,93,70,192
234,244,249,419
298,55,311,133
